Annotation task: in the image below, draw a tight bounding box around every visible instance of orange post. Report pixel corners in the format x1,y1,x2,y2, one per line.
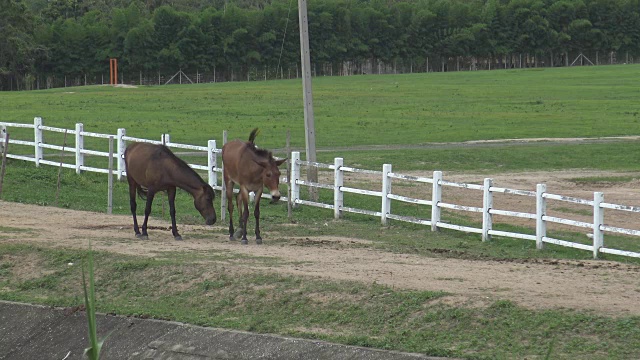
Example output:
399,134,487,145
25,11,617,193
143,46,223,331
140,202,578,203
109,58,118,85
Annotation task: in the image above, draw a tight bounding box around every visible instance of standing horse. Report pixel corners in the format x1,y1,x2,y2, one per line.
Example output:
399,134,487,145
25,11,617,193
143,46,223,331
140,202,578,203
124,142,217,240
222,129,286,244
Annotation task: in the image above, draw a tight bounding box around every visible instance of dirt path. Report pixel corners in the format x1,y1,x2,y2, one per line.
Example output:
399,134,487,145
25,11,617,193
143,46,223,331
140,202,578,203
273,135,640,153
2,169,640,318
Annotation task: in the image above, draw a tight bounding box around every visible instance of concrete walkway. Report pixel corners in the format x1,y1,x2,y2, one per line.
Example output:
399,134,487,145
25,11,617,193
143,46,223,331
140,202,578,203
0,301,456,360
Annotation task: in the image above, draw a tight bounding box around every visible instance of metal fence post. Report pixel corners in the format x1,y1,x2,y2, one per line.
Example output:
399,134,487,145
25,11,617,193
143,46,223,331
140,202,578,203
34,117,43,167
431,171,442,231
75,123,84,174
208,140,217,189
381,164,392,225
334,157,343,219
536,184,547,250
291,151,301,207
593,192,604,259
117,128,126,180
482,178,493,241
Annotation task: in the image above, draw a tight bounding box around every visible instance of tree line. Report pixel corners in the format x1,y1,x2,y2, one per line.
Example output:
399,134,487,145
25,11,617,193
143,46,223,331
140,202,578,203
2,0,640,90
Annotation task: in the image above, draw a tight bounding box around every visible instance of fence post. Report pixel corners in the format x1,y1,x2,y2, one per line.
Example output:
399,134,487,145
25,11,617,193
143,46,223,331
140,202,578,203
431,171,442,231
482,178,493,241
593,192,604,259
286,130,292,221
381,164,392,225
34,117,43,167
536,184,547,250
208,140,217,189
162,134,171,145
117,128,126,180
108,136,114,214
0,133,9,198
334,157,343,219
291,151,301,207
221,131,228,221
74,123,84,174
0,126,6,155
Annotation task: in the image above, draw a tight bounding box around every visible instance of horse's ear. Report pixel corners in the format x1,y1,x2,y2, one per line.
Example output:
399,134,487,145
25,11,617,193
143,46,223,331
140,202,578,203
249,128,260,144
275,158,287,167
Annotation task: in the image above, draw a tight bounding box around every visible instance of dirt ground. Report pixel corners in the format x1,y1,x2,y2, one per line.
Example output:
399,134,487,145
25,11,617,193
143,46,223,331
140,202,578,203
1,170,640,317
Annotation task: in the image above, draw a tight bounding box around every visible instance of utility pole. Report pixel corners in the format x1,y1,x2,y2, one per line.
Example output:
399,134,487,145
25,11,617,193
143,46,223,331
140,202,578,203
297,0,318,195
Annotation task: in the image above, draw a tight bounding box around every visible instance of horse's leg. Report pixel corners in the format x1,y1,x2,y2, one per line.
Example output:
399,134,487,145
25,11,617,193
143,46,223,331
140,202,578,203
234,192,244,241
225,179,236,241
167,187,181,240
254,188,264,244
140,190,156,240
239,188,250,245
128,180,141,238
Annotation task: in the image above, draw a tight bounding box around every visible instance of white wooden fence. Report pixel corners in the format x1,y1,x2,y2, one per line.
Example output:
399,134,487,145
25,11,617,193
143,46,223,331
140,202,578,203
288,152,640,260
0,117,219,184
0,117,222,215
1,118,639,259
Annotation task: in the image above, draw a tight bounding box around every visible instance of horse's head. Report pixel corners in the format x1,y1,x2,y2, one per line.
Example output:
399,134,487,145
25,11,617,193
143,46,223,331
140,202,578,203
194,185,217,225
256,155,287,203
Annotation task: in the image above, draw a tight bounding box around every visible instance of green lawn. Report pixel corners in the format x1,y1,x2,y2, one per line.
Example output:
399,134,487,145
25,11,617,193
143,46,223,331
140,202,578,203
1,65,639,150
2,66,640,359
1,241,639,360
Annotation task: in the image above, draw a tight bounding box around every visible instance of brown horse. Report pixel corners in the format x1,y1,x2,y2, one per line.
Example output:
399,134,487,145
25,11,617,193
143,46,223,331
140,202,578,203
124,142,217,240
222,129,286,245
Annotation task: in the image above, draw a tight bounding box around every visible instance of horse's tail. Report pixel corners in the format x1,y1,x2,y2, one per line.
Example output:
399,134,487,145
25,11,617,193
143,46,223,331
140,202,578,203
136,184,148,200
248,128,260,144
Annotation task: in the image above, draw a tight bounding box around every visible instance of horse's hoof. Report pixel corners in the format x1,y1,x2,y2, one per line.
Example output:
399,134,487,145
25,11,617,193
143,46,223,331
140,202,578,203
240,239,248,245
255,238,263,245
174,236,183,241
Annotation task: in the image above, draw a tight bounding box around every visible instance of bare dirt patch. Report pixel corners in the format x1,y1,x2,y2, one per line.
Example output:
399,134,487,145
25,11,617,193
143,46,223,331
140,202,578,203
1,253,56,281
1,170,640,317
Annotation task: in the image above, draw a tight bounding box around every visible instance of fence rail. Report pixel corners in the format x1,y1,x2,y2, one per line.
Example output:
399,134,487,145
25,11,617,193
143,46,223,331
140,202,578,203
1,118,639,259
289,152,640,259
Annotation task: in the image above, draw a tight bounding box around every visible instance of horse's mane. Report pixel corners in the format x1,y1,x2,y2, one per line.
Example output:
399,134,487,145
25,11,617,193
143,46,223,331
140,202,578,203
251,147,272,159
246,127,273,159
160,145,207,183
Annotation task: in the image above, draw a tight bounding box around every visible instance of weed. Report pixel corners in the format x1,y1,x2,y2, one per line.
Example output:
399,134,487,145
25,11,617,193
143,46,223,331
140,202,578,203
82,242,111,360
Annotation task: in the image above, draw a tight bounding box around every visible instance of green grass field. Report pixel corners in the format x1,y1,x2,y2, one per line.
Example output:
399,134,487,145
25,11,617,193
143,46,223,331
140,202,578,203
2,242,639,360
2,65,640,149
3,65,640,175
2,66,640,359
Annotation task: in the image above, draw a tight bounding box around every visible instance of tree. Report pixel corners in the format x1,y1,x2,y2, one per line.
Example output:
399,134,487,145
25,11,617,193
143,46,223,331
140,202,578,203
152,6,193,71
547,0,577,65
124,19,158,72
0,0,42,89
6,0,640,90
42,0,87,21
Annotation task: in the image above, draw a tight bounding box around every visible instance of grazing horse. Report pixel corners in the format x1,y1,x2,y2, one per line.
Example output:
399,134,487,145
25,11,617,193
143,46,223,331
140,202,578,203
124,142,217,240
222,128,286,245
